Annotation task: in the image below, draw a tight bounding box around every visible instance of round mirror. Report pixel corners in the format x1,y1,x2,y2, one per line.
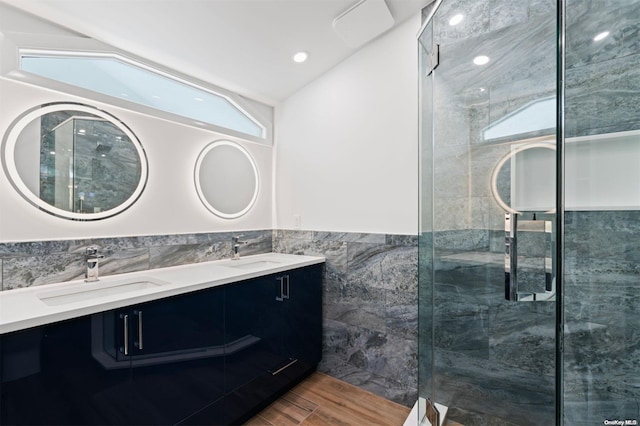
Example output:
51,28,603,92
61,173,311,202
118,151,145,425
2,103,148,220
490,141,556,214
195,140,258,219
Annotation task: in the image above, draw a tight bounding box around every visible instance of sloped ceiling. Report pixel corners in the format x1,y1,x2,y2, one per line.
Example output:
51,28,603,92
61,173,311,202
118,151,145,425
1,0,428,105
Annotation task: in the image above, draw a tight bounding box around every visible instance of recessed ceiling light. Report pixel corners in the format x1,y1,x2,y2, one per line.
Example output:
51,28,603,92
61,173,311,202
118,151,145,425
473,55,490,65
593,31,610,41
152,95,161,99
449,14,464,26
480,87,486,92
293,51,309,63
194,97,204,102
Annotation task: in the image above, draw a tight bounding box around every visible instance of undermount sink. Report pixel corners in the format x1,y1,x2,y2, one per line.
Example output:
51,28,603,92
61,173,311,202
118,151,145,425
225,260,282,269
37,278,168,306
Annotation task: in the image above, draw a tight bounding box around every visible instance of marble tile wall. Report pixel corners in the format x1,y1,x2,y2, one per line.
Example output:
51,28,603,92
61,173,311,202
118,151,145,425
273,230,419,407
427,228,556,426
562,1,640,423
428,0,557,238
0,230,272,290
565,0,640,137
563,211,640,424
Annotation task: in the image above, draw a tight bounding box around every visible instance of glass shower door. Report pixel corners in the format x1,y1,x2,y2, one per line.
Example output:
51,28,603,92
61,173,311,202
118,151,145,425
418,0,558,424
419,1,640,425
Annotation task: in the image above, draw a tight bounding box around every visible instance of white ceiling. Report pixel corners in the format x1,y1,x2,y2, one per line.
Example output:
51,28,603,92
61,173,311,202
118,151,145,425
1,0,428,105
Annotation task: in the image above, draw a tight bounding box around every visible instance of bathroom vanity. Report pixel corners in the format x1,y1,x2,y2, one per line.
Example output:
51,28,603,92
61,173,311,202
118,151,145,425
0,253,324,425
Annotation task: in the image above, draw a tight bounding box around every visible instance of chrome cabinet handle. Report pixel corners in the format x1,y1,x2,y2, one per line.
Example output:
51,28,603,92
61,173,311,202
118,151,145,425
275,275,290,302
120,314,129,355
134,310,143,350
271,358,298,376
276,276,285,302
505,213,555,302
283,275,290,300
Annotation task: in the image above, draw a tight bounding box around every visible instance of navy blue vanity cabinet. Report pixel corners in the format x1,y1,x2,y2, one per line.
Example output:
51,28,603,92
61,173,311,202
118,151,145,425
0,287,226,426
0,316,132,425
1,262,323,426
223,264,323,425
104,287,226,425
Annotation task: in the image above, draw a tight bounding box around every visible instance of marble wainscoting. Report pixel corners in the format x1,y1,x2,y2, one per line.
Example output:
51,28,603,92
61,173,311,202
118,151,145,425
273,230,419,407
0,230,272,290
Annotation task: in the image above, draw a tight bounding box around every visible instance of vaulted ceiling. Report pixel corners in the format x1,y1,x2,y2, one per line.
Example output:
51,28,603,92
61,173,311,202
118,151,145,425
1,0,428,104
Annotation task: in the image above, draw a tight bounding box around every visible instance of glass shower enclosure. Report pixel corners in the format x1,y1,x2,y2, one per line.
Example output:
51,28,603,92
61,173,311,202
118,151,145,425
418,0,640,425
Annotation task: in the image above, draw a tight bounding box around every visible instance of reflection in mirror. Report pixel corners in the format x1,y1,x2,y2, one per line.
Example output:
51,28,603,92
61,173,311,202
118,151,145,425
2,104,148,220
490,141,556,214
195,140,258,219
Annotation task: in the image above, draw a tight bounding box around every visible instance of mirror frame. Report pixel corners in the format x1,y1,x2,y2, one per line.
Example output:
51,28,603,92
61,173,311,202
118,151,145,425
1,102,149,220
194,140,259,219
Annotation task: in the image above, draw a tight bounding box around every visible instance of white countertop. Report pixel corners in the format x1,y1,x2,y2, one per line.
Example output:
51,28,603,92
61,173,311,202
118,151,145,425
0,253,325,335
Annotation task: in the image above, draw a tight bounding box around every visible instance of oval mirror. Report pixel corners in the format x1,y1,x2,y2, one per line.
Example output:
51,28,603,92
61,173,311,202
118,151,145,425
2,103,148,220
195,140,258,219
490,141,556,214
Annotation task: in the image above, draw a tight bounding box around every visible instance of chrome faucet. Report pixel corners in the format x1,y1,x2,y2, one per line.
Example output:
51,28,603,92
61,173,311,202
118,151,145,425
85,246,105,282
232,235,248,260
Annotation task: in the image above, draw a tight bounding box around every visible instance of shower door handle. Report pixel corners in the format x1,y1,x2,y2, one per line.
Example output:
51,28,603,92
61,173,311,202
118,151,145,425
505,213,555,302
505,213,517,301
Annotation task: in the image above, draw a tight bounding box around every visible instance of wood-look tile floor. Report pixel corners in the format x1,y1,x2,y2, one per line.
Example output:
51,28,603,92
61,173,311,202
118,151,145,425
244,372,412,426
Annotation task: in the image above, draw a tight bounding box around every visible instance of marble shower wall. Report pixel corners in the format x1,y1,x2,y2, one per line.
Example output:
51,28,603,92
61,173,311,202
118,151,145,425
419,0,639,424
273,230,418,407
0,230,272,290
561,1,640,423
428,0,557,237
420,225,556,425
563,211,640,424
423,0,638,423
565,0,640,137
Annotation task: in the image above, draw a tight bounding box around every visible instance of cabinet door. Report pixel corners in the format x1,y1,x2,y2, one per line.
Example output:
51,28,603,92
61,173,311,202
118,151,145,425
223,274,288,424
1,316,132,425
224,275,286,387
282,264,323,368
124,287,226,425
224,265,324,425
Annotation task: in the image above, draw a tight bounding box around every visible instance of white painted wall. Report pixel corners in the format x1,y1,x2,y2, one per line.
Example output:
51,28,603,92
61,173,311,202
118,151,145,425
0,4,273,242
0,79,272,242
274,15,420,235
1,3,420,240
